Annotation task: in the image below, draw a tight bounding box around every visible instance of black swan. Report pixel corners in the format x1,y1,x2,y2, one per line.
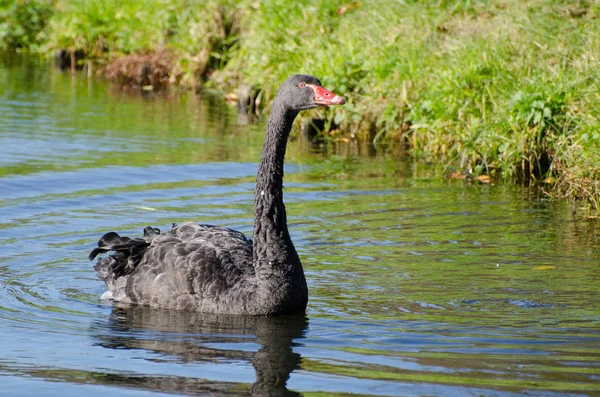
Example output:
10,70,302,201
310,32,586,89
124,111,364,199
89,74,346,315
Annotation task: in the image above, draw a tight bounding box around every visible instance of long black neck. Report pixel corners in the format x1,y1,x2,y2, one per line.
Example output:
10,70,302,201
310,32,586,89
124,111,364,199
252,100,307,312
253,100,298,265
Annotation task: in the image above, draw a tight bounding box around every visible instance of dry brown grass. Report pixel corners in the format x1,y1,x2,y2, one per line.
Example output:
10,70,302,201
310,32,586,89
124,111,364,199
104,49,181,90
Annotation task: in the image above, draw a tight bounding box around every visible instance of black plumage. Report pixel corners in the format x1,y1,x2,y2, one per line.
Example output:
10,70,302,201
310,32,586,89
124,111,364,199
89,74,346,315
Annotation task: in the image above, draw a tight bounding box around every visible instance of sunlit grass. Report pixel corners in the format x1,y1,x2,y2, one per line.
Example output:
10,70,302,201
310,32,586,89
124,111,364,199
227,0,600,211
1,0,599,211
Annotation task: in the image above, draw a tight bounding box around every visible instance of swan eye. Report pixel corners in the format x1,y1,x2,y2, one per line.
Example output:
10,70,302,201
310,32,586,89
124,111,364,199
299,82,306,88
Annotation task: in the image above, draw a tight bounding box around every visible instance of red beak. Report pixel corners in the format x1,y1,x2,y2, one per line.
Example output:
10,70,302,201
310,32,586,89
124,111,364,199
308,85,346,106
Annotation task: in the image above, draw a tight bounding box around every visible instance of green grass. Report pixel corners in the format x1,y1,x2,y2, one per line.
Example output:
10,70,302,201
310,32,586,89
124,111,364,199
0,0,54,50
1,0,599,212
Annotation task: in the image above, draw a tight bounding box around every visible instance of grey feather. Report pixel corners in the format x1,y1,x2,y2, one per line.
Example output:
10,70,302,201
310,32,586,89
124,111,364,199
89,75,345,315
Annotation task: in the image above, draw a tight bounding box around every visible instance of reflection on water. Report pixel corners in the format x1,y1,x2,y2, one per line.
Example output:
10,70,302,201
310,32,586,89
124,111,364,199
0,54,599,396
94,306,306,396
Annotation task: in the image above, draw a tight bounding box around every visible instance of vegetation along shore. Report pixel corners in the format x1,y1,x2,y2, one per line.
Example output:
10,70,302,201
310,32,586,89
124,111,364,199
1,0,599,213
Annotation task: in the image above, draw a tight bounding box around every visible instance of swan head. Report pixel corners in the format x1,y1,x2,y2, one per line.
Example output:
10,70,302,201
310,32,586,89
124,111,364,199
277,74,346,111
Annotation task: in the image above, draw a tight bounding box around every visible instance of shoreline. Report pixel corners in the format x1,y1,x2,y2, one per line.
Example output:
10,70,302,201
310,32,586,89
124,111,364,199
2,0,598,214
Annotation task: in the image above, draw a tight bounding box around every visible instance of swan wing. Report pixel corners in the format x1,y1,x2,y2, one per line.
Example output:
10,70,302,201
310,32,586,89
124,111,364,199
90,222,255,311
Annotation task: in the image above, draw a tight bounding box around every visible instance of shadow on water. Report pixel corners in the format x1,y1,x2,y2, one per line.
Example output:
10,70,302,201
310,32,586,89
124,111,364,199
93,306,307,396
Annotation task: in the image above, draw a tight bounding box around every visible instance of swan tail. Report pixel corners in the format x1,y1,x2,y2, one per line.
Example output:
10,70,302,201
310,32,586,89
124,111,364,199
89,227,160,281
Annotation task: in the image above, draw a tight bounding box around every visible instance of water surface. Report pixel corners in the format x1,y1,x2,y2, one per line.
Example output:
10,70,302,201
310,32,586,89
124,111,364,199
0,55,599,396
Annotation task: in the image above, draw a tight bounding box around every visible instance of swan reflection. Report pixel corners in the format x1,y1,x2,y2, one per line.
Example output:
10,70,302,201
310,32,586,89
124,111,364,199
94,305,308,396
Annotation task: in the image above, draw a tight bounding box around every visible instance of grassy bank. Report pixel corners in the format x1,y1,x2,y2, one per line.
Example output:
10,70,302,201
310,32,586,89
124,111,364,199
1,0,599,213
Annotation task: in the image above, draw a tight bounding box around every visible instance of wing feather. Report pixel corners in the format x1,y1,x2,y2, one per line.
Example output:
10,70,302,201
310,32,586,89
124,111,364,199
90,222,255,310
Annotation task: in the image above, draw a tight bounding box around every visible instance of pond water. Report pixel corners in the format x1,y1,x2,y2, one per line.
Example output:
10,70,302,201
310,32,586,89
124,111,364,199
0,55,599,397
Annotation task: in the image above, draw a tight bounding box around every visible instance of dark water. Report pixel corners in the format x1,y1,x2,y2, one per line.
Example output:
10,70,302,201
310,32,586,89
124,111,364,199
0,55,599,397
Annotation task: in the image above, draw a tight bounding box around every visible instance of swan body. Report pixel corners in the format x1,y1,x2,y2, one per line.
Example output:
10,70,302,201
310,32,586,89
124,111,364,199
89,74,345,315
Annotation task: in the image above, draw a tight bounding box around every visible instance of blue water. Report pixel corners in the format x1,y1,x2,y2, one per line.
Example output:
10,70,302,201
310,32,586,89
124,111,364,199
0,55,599,396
